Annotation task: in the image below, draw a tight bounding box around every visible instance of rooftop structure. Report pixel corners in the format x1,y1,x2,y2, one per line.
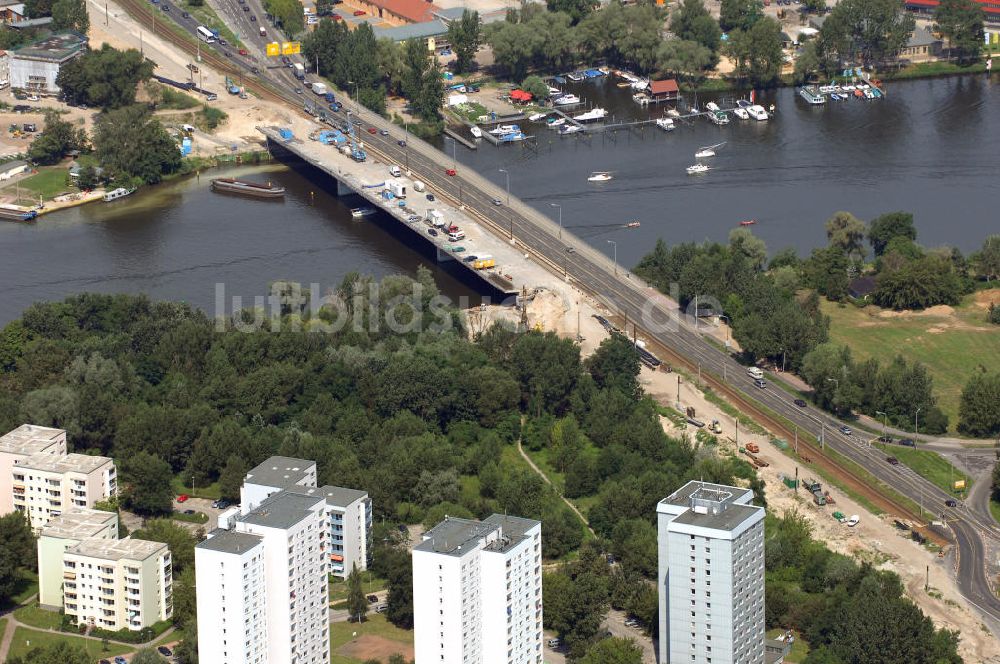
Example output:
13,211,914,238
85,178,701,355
17,451,113,474
196,527,263,555
40,507,117,540
244,455,316,489
66,536,167,561
0,423,66,455
372,19,448,42
13,31,87,62
240,489,327,530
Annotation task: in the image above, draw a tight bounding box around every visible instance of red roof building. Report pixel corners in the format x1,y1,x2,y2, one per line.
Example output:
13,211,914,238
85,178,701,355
649,79,679,100
356,0,441,25
905,0,1000,18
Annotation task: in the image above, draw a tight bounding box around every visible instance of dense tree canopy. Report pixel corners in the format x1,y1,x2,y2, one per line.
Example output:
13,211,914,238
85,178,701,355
303,21,386,114
28,111,86,165
868,211,916,256
51,0,88,32
934,0,985,64
670,0,723,54
93,105,181,184
726,17,785,87
817,0,914,67
447,9,482,74
56,45,154,110
264,0,303,35
958,370,1000,437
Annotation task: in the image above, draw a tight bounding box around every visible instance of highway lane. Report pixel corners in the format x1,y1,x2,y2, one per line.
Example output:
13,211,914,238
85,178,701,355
144,0,1000,622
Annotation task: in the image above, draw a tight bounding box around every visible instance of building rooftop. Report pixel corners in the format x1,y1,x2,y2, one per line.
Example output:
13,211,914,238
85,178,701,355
907,26,941,48
659,480,761,532
416,513,539,557
295,484,368,508
66,537,167,562
239,490,325,530
366,0,440,23
0,424,65,455
16,452,113,475
9,16,53,29
197,528,263,555
39,508,117,541
0,160,28,175
12,31,87,62
372,19,448,42
244,456,315,490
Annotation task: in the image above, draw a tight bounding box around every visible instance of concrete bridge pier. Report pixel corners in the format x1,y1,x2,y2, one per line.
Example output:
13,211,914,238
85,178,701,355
436,247,457,262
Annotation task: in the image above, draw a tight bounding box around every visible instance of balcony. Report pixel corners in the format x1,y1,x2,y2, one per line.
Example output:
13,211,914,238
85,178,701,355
63,572,77,580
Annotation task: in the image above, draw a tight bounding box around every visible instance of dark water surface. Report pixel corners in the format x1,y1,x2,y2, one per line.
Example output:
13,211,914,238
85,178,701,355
1,75,997,324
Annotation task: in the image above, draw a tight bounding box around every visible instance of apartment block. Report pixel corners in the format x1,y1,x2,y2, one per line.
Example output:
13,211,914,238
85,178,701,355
12,452,116,530
63,537,173,632
240,456,317,512
0,424,66,514
37,508,119,609
657,481,766,664
197,489,331,664
413,514,543,664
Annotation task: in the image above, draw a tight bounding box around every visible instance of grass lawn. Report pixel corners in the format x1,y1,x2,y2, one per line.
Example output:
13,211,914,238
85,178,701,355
329,571,388,603
170,476,221,500
821,295,1000,432
885,445,970,496
171,509,210,524
766,629,810,663
329,613,412,664
10,569,38,606
6,626,135,659
1,166,73,205
13,604,63,630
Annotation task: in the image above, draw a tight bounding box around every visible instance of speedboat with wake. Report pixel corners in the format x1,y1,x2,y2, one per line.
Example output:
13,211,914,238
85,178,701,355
695,142,725,158
686,163,711,175
588,171,613,182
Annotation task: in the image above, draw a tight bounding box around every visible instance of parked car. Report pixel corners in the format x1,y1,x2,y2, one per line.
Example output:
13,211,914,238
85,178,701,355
462,255,479,263
367,594,379,603
886,456,900,466
181,10,189,17
426,193,435,201
177,494,189,502
445,168,457,176
839,425,852,436
428,228,438,237
877,435,893,443
945,499,958,507
353,9,365,14
793,398,807,407
161,3,169,10
374,603,388,613
114,657,127,664
846,515,860,527
547,638,561,648
158,646,173,657
183,509,196,515
439,49,452,56
332,13,342,19
211,499,231,509
250,14,256,20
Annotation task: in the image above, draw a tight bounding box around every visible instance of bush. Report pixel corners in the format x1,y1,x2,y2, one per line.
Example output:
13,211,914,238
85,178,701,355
159,87,201,110
989,303,1000,325
89,619,173,644
200,105,228,130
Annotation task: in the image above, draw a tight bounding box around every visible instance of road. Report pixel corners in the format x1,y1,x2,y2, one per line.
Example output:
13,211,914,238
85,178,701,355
137,0,1000,628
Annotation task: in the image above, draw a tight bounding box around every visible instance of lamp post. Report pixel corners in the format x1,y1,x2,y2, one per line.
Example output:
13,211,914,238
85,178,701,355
550,203,562,239
876,410,888,448
718,314,731,342
498,168,510,206
607,240,617,276
915,406,922,436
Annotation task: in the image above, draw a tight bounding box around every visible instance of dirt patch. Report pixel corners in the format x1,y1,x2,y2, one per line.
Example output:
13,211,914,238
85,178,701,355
877,304,955,318
337,634,413,662
972,288,1000,310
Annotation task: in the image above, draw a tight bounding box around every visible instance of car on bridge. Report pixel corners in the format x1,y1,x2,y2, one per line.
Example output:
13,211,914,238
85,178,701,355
398,139,407,147
794,398,807,407
839,425,852,436
945,499,958,507
886,456,899,466
445,168,456,176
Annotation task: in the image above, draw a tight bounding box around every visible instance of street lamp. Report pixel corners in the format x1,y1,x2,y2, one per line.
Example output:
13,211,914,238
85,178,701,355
718,314,731,342
915,406,922,436
498,168,510,206
550,203,562,239
607,240,617,276
876,410,888,447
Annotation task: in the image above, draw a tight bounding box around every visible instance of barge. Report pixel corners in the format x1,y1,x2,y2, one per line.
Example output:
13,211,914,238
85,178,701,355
210,178,285,198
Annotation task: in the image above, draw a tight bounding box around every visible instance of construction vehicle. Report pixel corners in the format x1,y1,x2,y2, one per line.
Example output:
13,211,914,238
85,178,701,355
745,442,759,454
709,420,722,434
473,257,495,270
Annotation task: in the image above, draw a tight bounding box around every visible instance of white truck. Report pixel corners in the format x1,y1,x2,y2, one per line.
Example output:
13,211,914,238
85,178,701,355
388,165,401,177
387,181,406,198
426,209,444,227
293,63,305,80
259,26,266,37
313,82,328,96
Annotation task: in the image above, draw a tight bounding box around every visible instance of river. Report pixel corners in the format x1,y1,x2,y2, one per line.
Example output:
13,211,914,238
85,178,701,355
0,74,997,324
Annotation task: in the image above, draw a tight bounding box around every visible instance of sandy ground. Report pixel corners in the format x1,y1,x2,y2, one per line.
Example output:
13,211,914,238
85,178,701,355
472,278,1000,663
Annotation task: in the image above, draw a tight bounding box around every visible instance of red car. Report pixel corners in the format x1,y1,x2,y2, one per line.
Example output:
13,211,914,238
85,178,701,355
445,168,457,176
353,9,365,15
177,494,189,503
238,48,248,56
367,127,377,134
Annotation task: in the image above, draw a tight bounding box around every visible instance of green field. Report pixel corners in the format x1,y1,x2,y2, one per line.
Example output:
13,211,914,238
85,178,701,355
329,571,387,603
6,626,135,659
0,166,73,205
171,476,221,499
13,604,63,630
885,445,970,496
329,614,412,664
822,292,1000,433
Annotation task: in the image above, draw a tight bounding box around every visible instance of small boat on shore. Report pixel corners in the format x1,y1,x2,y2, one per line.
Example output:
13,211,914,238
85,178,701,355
656,117,675,132
103,187,136,202
210,178,284,198
351,207,376,218
588,171,613,182
686,163,711,175
739,219,757,226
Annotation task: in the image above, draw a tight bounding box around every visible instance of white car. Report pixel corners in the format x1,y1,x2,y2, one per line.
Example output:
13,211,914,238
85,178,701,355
847,515,860,527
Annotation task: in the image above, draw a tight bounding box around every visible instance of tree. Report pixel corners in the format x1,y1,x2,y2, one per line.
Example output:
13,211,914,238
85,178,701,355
93,105,181,184
720,0,763,32
818,0,914,67
934,0,984,64
51,0,88,32
585,334,641,398
727,17,785,86
447,9,481,73
989,303,1000,326
56,45,154,110
958,370,1000,437
486,20,540,81
656,38,715,81
77,165,98,190
130,649,164,664
972,235,1000,281
802,246,850,300
800,343,860,415
217,454,247,502
546,0,596,24
385,549,414,629
802,0,826,11
121,452,174,517
872,255,963,310
669,0,722,55
264,0,303,35
729,227,768,271
7,642,90,664
28,110,86,165
868,211,916,256
133,519,198,572
0,511,35,605
521,75,550,101
347,563,369,622
24,0,52,17
579,637,644,664
825,211,866,260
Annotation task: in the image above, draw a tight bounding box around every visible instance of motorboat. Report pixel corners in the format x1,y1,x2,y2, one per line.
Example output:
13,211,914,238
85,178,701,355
739,219,757,226
588,171,613,182
737,99,752,109
705,101,720,112
547,118,566,128
630,79,649,91
695,142,725,158
554,94,580,105
528,112,548,121
572,107,607,122
798,86,826,105
470,126,483,138
632,93,650,105
747,105,769,121
655,117,675,132
547,86,561,95
567,71,585,81
489,124,520,135
733,107,749,120
666,109,681,118
686,163,711,175
351,207,376,218
625,221,640,228
708,111,730,125
104,187,136,202
559,125,583,135
499,131,527,142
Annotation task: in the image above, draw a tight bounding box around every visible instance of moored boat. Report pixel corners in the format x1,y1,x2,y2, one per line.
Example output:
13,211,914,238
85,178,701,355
351,207,376,218
554,94,581,105
547,118,566,128
528,112,548,121
210,178,285,198
747,105,769,121
708,111,730,125
733,107,750,120
572,107,607,122
587,171,613,182
798,86,826,105
739,219,757,226
103,187,136,202
655,117,675,132
686,163,711,175
559,125,584,135
705,101,720,112
0,203,38,221
470,126,483,138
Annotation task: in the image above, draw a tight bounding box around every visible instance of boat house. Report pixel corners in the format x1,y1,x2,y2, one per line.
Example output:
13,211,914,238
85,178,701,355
649,79,679,102
897,26,943,63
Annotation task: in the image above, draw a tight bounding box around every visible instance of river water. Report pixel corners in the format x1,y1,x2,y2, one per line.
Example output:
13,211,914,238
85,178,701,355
0,75,997,324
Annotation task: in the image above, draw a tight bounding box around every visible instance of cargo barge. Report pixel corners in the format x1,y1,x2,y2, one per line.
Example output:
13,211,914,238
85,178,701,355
210,178,285,198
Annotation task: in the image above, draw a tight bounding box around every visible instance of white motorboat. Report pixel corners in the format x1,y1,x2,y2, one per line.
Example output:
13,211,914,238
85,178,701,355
747,105,769,121
655,117,675,132
666,109,681,118
547,118,566,128
572,107,607,122
489,124,520,135
103,187,135,202
733,107,749,120
630,79,649,91
528,112,548,121
695,142,725,158
737,99,752,109
567,71,585,81
470,126,483,138
554,94,580,105
707,111,730,125
686,163,711,175
351,207,377,218
588,171,613,182
547,86,561,95
705,101,720,112
559,125,583,135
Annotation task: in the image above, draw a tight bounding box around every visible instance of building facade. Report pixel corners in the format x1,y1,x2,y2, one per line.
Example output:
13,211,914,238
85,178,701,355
10,31,87,94
12,452,116,530
37,508,118,609
657,481,765,664
197,489,331,664
413,514,543,664
63,538,173,631
0,424,67,514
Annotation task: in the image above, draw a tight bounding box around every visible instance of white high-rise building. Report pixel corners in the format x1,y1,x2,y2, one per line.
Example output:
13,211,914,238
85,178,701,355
413,514,543,664
0,424,67,515
657,481,765,664
196,489,330,664
12,452,117,531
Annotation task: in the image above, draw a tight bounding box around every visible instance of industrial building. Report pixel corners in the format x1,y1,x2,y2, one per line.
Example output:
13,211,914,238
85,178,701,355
9,31,87,94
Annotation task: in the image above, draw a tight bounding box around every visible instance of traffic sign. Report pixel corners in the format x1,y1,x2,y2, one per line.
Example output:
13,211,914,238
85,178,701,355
266,42,280,57
281,41,301,55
